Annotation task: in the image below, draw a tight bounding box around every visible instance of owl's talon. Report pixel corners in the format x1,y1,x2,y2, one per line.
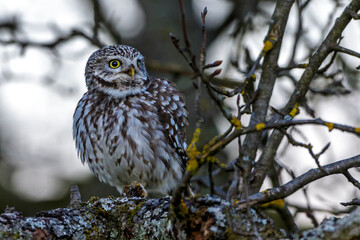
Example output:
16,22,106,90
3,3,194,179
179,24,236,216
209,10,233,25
123,182,148,198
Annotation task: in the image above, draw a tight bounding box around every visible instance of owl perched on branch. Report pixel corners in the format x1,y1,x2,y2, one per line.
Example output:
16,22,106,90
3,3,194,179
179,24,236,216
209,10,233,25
73,45,188,196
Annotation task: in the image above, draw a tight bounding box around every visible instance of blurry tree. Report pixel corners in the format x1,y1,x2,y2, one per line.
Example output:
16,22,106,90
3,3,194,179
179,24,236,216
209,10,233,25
1,0,360,238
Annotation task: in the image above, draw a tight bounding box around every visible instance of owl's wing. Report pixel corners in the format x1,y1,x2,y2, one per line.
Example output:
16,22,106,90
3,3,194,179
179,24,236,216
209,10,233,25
148,77,189,170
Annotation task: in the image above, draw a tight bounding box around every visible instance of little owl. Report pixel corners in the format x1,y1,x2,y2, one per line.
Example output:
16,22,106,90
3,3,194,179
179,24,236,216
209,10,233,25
73,45,188,196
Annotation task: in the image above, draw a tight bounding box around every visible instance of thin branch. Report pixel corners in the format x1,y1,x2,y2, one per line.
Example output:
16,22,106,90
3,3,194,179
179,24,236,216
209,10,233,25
178,0,191,53
200,7,207,69
343,170,360,190
237,154,360,209
0,29,104,51
206,118,359,158
288,202,354,215
334,45,360,58
282,129,329,173
340,198,360,206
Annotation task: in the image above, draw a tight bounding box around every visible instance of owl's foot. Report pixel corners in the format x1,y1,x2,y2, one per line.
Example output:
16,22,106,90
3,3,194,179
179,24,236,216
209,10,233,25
123,182,148,198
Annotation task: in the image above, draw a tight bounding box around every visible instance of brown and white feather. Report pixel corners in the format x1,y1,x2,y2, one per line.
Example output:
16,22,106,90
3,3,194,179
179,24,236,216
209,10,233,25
73,45,188,195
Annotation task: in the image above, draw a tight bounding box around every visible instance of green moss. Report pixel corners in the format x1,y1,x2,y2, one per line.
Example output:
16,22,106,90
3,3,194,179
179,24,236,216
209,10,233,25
89,196,100,203
127,202,144,224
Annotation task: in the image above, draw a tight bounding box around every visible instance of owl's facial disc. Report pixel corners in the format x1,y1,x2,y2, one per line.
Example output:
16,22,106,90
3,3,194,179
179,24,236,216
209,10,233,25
91,55,150,98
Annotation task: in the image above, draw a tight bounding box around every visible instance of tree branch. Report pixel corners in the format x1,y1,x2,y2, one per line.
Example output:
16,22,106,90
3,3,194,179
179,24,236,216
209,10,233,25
237,154,360,209
0,195,287,240
229,0,295,199
249,0,360,194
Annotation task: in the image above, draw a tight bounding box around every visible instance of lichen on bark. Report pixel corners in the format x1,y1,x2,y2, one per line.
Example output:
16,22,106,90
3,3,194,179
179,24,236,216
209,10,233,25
0,195,287,239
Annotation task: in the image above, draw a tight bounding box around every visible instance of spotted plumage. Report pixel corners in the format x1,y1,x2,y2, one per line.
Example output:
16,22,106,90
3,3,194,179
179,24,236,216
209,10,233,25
73,45,188,195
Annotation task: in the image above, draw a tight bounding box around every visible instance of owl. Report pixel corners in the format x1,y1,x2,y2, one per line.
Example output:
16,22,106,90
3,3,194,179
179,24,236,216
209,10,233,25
73,45,188,196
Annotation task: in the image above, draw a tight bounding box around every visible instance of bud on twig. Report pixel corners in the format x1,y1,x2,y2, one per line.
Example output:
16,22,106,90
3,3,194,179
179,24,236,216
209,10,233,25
203,60,223,69
169,33,180,49
209,68,222,80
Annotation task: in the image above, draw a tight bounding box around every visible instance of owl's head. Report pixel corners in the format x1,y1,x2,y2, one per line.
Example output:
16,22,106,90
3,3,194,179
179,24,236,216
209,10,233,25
85,45,150,98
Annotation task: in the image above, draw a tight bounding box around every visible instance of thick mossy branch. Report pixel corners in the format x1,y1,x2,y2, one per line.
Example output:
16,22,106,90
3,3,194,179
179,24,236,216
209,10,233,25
1,195,360,239
0,195,288,240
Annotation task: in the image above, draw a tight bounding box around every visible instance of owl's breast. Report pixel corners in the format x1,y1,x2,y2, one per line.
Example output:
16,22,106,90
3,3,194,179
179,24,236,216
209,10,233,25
73,91,183,193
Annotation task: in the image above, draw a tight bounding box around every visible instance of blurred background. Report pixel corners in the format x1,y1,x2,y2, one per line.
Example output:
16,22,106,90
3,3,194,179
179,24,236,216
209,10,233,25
0,0,359,229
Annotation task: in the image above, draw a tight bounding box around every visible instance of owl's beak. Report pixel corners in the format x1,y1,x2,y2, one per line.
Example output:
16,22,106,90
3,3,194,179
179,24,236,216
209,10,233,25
126,65,135,78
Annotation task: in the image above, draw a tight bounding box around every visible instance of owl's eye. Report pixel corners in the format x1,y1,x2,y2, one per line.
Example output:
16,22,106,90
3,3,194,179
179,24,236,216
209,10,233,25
137,59,142,69
109,59,121,69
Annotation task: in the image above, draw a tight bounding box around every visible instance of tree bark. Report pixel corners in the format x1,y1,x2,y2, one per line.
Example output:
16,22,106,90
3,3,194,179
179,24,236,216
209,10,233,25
1,194,359,239
0,195,287,240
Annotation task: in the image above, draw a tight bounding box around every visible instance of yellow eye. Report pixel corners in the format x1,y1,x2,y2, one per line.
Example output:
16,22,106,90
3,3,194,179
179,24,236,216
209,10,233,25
109,59,121,69
137,59,142,69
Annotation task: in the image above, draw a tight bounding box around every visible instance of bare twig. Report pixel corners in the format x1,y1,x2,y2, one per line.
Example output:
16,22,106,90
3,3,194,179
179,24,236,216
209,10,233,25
334,45,360,58
340,198,360,206
288,202,354,215
343,170,360,190
0,29,104,51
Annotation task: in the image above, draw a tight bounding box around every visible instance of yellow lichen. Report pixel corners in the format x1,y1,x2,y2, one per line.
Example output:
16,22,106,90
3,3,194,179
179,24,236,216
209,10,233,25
261,199,285,209
355,127,360,133
241,89,245,95
219,161,226,168
231,117,243,130
289,103,299,118
250,74,256,80
206,156,217,163
187,127,201,152
202,135,219,153
325,122,334,131
263,39,274,52
186,155,199,173
256,123,266,131
186,127,203,174
204,156,226,169
179,197,189,218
